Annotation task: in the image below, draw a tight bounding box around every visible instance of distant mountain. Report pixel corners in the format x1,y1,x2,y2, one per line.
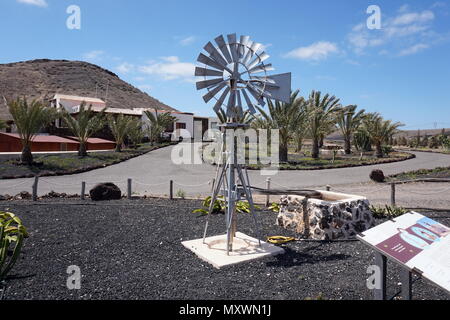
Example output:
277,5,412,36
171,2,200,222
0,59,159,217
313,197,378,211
0,59,177,120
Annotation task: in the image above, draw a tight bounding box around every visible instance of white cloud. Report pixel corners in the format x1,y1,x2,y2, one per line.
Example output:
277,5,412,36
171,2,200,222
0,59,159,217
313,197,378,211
179,36,196,46
116,62,134,74
17,0,47,7
398,43,429,56
284,41,339,61
392,10,434,26
138,56,195,82
82,50,105,61
347,6,438,56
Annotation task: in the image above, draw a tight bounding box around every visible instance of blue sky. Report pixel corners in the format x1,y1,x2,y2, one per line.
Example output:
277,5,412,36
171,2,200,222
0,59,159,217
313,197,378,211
1,0,449,129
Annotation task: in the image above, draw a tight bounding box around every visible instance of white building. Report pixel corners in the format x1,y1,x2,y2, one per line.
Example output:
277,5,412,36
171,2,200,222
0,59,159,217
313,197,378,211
50,94,219,141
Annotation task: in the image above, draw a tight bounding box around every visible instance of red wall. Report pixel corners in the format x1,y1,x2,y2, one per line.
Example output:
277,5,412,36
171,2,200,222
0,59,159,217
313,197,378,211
0,134,79,152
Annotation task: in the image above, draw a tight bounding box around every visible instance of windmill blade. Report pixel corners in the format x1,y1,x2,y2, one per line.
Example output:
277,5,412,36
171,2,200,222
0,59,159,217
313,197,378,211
242,40,254,65
202,82,227,103
247,52,270,70
255,73,291,104
238,36,250,61
213,87,230,113
241,88,257,114
250,42,263,55
195,67,223,77
196,78,224,90
215,35,233,63
197,53,226,71
248,63,274,74
246,83,266,106
204,42,228,68
227,33,239,62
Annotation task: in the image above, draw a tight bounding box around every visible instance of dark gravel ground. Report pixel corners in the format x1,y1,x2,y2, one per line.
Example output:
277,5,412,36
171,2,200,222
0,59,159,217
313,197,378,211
0,198,449,300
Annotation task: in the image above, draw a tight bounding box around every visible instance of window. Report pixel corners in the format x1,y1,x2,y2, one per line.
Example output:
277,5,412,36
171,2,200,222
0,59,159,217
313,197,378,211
176,123,186,130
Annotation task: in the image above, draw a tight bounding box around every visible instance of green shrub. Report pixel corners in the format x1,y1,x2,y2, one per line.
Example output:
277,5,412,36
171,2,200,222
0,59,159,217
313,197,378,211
193,196,260,215
176,189,186,199
1,211,28,280
354,130,372,152
370,205,408,219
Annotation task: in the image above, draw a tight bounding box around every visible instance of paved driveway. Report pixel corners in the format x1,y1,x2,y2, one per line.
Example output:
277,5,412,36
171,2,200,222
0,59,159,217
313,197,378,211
1,144,450,197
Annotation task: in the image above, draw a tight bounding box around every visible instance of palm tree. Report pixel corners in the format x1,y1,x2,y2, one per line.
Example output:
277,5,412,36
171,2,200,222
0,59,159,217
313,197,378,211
144,109,176,145
363,113,403,158
215,107,254,126
255,90,306,163
7,97,58,165
305,91,341,159
127,118,144,149
61,102,105,157
336,105,365,155
107,114,134,152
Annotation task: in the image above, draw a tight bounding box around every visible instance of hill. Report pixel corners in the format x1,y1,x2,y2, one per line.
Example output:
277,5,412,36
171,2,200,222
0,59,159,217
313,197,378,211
0,59,177,120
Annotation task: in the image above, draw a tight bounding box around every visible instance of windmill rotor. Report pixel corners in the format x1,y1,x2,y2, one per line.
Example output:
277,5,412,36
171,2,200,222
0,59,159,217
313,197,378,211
195,33,291,120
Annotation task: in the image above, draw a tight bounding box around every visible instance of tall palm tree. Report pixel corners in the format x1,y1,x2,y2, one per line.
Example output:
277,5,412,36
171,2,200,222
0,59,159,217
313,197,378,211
107,114,134,152
255,90,306,163
215,107,253,126
61,102,105,157
144,109,176,145
7,97,58,165
363,113,403,158
336,105,365,155
306,91,341,159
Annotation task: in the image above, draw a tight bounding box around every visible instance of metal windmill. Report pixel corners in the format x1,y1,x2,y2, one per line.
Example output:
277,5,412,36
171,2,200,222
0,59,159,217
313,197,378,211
195,33,291,255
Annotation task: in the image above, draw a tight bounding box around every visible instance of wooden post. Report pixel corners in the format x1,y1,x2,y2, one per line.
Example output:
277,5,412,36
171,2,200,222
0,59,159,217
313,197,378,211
32,176,39,201
265,178,271,207
127,178,132,200
391,183,396,207
170,180,174,200
374,253,387,300
302,196,310,238
81,182,86,200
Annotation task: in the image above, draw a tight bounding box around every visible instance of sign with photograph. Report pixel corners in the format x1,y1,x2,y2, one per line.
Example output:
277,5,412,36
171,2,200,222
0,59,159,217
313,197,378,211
358,212,450,293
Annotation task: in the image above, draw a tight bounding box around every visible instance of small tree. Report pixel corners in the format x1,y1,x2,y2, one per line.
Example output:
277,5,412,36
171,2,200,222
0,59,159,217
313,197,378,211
305,91,341,159
363,113,403,158
108,114,134,152
7,97,58,165
144,109,176,145
127,118,144,149
336,105,365,155
61,102,105,157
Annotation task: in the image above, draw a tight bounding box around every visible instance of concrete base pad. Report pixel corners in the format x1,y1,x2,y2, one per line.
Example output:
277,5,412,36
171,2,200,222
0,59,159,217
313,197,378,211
182,232,285,269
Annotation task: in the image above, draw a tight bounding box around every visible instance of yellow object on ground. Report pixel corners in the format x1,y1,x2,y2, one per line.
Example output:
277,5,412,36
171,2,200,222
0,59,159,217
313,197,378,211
266,236,297,245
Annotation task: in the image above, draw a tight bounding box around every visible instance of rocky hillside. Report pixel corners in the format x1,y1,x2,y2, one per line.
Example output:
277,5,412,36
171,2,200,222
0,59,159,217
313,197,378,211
0,59,176,120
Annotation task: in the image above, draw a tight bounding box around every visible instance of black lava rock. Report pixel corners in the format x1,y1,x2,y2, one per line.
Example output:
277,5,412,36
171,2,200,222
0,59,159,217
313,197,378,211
370,169,385,183
89,183,122,201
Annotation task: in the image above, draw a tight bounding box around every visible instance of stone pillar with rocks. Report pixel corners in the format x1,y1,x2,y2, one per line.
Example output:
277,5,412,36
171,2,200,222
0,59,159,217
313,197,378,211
276,191,375,240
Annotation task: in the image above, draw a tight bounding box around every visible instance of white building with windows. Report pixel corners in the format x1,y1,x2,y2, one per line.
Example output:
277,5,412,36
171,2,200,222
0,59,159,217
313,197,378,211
50,94,218,141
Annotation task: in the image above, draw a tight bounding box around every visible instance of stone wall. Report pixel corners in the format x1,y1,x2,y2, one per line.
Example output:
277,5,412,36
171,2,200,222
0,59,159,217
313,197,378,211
277,192,375,240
